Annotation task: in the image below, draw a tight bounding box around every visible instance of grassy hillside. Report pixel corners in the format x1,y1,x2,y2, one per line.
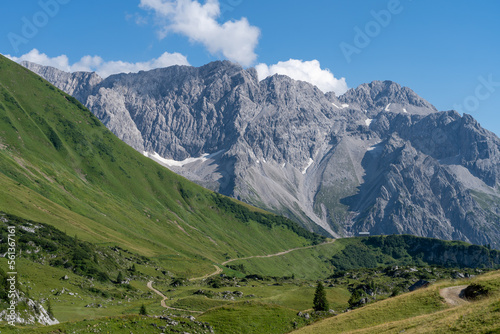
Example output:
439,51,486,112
292,270,500,334
225,235,500,279
0,212,179,325
0,55,323,277
1,314,216,334
0,211,497,332
0,213,350,332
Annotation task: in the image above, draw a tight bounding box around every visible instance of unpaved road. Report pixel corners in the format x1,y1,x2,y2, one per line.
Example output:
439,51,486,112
190,239,336,281
189,265,223,281
147,281,202,313
440,285,469,306
147,281,169,308
221,239,336,265
148,239,336,309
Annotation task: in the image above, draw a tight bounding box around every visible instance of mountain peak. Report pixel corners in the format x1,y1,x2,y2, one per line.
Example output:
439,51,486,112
201,59,243,70
360,80,402,91
17,58,500,248
339,80,437,116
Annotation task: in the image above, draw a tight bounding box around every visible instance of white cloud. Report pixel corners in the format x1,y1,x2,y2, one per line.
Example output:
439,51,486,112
5,49,190,78
5,49,73,72
85,52,190,78
255,59,348,95
140,0,260,66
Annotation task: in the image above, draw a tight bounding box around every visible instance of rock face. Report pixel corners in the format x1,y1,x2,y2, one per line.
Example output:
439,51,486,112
22,61,500,247
0,294,59,326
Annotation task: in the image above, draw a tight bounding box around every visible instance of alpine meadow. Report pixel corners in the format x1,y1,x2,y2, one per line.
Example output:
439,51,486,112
1,1,500,333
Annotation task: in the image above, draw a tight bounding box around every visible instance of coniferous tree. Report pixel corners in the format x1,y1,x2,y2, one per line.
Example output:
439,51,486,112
139,304,147,315
116,271,124,283
313,281,329,311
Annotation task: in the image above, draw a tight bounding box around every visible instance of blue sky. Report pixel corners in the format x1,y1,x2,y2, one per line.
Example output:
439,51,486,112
1,0,500,134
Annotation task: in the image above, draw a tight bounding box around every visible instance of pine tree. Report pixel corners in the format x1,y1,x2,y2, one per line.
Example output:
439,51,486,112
116,271,124,284
313,281,329,311
139,304,147,316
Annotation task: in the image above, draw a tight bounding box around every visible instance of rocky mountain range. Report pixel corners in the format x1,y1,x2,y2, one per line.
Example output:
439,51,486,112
21,60,500,247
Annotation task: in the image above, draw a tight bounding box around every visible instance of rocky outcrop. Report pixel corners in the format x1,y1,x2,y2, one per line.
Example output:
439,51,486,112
22,61,500,247
0,293,59,326
20,61,102,102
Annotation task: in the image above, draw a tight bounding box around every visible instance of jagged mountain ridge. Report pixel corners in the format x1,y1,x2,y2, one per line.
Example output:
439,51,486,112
21,60,500,246
1,54,326,281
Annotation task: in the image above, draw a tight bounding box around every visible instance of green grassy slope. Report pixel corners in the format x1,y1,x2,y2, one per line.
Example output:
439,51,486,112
198,302,309,334
0,213,340,330
0,212,497,333
0,55,322,277
292,270,500,334
226,235,500,279
0,315,215,334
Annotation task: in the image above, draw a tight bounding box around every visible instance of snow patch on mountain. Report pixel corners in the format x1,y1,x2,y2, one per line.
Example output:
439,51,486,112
302,158,314,174
332,102,349,109
145,152,209,167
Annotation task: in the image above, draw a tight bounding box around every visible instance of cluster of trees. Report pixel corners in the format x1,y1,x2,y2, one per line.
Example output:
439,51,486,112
364,235,500,269
212,194,325,245
330,244,379,270
0,213,145,283
328,235,500,272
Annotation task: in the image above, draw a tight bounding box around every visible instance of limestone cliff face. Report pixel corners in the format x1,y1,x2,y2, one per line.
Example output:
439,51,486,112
23,61,500,247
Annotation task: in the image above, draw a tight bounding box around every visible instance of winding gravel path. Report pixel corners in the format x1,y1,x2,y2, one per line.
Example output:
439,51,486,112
146,281,202,313
189,265,223,281
439,285,469,306
222,239,336,265
147,239,336,310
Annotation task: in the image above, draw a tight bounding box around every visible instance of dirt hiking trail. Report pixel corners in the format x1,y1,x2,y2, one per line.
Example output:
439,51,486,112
440,285,469,306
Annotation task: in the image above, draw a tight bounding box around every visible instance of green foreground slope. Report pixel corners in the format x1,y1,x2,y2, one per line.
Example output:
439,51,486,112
0,55,322,276
0,212,347,333
292,270,500,334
